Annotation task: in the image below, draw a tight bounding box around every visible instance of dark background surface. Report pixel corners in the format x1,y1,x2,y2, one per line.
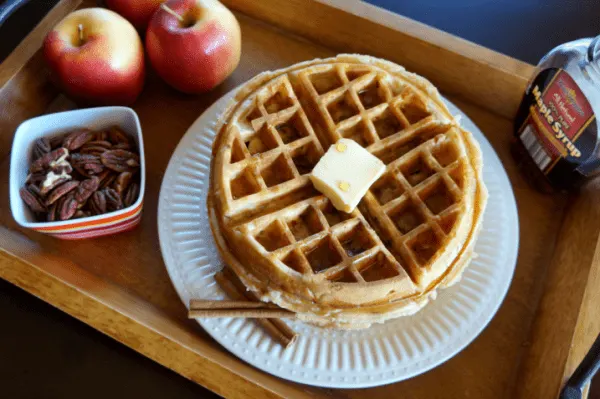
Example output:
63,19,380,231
1,0,600,398
365,0,600,64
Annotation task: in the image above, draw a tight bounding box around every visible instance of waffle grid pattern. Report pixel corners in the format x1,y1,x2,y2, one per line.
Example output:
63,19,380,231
219,61,472,290
249,196,405,285
226,75,324,206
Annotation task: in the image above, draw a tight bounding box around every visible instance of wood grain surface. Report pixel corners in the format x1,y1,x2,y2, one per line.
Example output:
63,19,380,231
515,179,600,399
222,0,536,120
0,0,597,398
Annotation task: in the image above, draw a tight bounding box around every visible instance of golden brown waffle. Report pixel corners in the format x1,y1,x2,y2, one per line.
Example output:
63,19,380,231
208,54,487,328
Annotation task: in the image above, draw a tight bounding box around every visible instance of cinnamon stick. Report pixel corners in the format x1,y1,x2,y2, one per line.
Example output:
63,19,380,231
188,308,296,318
190,299,280,310
202,269,298,348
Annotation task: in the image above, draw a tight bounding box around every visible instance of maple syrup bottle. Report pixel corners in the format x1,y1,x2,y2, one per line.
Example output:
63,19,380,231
513,36,600,192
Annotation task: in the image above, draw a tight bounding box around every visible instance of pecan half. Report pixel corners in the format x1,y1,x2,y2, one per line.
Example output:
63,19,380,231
74,210,91,219
102,174,117,189
70,153,104,176
95,130,108,142
89,190,107,215
28,184,43,197
123,182,140,208
101,150,140,173
49,160,73,175
80,140,113,156
62,129,95,151
26,172,47,185
40,171,72,196
89,140,113,148
32,137,51,161
75,177,99,204
104,187,123,211
20,186,46,213
48,146,72,174
113,171,133,195
80,147,107,156
47,203,58,222
96,169,118,189
49,135,65,150
112,142,131,150
69,168,87,182
30,148,69,173
46,180,80,206
58,193,78,220
107,126,131,146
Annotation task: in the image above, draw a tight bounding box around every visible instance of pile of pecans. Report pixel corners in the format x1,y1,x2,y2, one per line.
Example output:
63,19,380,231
20,126,141,222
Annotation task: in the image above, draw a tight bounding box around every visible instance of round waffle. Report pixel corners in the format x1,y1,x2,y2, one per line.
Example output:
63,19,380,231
208,54,487,328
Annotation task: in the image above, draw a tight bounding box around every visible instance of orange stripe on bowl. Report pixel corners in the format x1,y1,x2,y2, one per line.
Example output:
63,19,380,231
50,208,142,234
35,202,143,232
53,214,142,239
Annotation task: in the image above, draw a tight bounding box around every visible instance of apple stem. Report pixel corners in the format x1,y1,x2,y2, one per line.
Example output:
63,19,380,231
77,23,84,45
161,4,184,23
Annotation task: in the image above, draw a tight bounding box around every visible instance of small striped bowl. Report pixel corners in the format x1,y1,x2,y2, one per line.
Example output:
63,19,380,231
10,107,145,240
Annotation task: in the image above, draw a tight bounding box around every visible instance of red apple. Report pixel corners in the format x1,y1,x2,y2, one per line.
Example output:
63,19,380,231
43,8,145,105
105,0,165,31
145,0,241,93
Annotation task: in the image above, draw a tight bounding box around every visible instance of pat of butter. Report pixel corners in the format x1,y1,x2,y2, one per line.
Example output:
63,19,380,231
310,138,385,213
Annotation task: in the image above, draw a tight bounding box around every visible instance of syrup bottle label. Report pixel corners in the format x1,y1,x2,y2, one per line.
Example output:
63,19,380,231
515,68,598,183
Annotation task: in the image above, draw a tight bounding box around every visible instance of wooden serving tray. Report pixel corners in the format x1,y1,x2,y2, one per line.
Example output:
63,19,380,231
1,1,599,397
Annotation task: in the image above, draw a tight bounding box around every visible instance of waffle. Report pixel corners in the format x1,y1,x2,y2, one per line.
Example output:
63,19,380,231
208,54,487,328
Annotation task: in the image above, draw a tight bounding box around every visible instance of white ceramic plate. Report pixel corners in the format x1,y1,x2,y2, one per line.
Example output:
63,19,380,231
158,89,519,389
